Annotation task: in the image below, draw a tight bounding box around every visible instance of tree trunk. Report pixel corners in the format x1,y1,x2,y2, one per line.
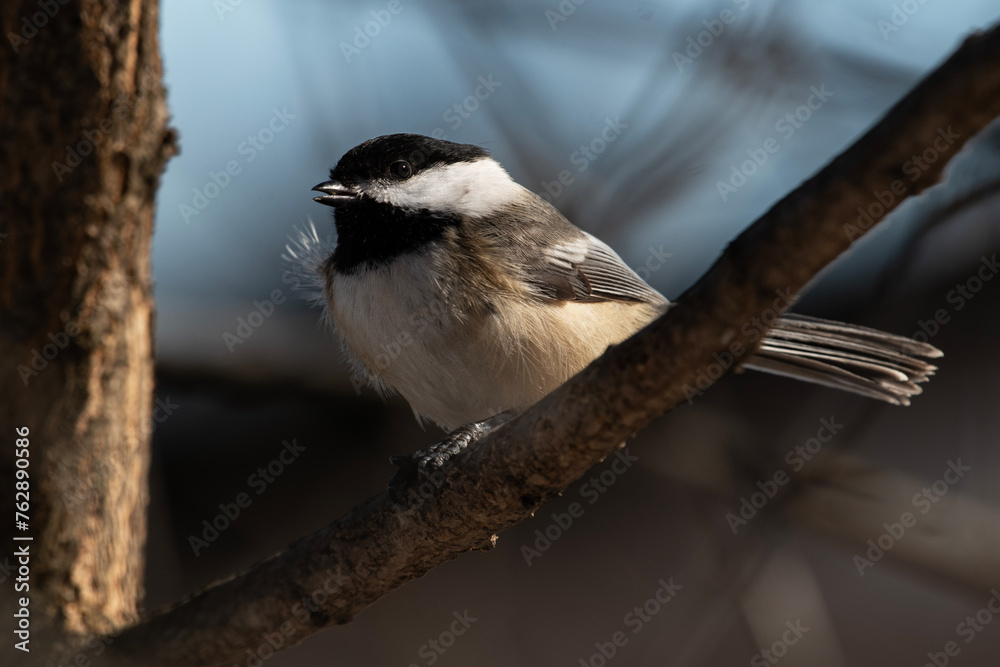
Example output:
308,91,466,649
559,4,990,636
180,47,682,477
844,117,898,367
0,1,175,662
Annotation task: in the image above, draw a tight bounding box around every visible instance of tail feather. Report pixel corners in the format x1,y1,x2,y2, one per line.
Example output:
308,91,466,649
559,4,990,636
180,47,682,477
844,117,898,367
758,339,919,380
767,314,942,358
743,314,941,406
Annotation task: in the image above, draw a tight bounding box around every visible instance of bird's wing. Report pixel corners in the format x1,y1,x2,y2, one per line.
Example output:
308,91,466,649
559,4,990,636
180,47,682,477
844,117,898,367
523,231,668,306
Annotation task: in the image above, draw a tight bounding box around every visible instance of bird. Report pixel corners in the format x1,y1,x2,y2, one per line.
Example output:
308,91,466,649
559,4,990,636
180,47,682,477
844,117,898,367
289,133,941,471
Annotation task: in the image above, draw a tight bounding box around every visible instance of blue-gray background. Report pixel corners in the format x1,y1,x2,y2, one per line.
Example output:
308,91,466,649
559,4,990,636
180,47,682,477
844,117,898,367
147,1,1000,665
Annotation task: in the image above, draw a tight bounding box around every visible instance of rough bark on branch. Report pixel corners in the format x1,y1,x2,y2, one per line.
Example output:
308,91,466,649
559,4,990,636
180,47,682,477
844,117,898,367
108,24,1000,667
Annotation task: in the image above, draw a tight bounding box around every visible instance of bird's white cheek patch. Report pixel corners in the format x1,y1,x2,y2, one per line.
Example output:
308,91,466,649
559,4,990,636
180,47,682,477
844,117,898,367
378,158,522,217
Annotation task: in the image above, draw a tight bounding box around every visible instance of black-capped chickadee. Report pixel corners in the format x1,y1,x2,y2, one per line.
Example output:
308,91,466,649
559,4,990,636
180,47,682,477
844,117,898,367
293,134,941,468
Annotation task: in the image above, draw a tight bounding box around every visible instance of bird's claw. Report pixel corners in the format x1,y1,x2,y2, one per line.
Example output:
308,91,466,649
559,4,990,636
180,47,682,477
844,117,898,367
387,418,504,502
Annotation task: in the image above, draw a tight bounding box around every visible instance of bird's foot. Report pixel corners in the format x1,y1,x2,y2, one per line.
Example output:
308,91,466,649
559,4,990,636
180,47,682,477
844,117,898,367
388,412,513,502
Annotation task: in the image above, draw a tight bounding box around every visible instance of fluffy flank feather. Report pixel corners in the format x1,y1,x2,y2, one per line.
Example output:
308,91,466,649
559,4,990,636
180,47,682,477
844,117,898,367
283,220,333,311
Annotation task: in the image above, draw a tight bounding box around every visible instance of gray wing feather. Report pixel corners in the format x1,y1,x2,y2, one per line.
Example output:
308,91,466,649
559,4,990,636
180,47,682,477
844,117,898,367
527,232,667,306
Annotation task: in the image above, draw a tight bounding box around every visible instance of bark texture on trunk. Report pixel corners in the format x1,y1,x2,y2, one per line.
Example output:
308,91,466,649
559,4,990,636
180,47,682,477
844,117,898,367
0,0,175,662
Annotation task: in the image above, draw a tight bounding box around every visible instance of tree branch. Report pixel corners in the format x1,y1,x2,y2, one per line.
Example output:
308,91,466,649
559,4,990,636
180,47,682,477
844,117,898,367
108,23,1000,667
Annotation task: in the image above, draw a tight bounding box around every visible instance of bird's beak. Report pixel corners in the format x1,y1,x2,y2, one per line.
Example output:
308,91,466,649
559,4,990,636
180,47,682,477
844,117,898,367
312,180,360,207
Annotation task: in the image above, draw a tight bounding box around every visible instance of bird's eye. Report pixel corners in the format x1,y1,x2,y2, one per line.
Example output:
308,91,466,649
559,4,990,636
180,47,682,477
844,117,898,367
389,160,413,180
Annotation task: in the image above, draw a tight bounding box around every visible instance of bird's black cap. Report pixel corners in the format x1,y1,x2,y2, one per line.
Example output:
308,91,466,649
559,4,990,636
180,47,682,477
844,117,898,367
329,133,490,185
